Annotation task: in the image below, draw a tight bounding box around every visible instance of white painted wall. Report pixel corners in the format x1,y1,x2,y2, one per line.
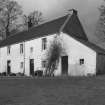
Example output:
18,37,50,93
10,43,24,73
24,34,58,76
0,32,97,76
60,32,96,76
0,43,24,74
0,47,7,73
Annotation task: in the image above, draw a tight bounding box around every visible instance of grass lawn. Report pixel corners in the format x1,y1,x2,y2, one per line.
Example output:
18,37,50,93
0,76,105,105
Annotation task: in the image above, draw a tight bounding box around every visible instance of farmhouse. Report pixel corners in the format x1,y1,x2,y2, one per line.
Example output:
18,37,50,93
0,9,105,76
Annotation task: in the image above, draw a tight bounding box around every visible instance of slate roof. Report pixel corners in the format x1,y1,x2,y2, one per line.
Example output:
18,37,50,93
74,37,105,54
63,13,88,41
0,14,69,47
0,10,105,54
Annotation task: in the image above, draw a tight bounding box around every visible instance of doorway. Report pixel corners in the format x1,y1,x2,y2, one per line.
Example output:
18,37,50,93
30,59,34,76
7,60,11,75
61,56,68,76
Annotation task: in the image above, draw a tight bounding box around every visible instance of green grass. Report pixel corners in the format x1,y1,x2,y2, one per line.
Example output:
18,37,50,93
0,76,105,105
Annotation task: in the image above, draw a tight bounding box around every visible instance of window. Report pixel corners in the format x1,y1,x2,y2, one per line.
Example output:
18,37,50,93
30,47,33,53
42,38,47,50
20,44,23,54
7,46,11,55
20,62,24,69
80,59,84,65
42,61,46,68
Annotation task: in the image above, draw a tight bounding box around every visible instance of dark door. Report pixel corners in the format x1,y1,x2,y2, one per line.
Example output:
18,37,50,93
61,56,68,76
30,59,34,76
7,60,11,75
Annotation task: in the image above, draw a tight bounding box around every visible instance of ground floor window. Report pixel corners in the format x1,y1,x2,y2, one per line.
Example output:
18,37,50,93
80,59,84,65
7,60,11,75
42,61,46,68
30,59,34,76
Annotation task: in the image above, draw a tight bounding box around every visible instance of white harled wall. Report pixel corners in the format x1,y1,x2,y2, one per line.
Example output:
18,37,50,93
24,34,58,76
0,32,97,76
0,43,24,74
60,32,96,76
0,47,7,73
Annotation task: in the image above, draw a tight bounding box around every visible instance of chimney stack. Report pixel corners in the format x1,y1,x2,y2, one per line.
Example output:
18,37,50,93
68,9,78,15
72,9,77,15
28,16,33,30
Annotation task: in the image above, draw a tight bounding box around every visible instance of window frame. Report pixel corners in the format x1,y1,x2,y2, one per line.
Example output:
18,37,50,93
42,60,46,68
20,62,24,69
80,59,84,65
7,46,11,55
30,47,34,53
20,44,24,54
42,38,47,50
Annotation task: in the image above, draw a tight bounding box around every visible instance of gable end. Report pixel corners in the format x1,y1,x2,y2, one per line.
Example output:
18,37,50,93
63,13,88,41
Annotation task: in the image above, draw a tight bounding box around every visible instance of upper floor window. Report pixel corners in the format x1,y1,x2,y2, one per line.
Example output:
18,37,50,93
42,38,47,50
20,62,24,69
80,59,84,65
30,47,33,53
7,46,11,55
20,44,23,54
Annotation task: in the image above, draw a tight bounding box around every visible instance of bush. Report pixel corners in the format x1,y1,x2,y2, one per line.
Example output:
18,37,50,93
10,73,16,76
16,72,24,76
45,36,64,76
1,72,7,76
34,70,43,77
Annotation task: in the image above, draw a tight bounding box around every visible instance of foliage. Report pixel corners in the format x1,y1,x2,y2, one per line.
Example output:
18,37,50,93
45,36,63,76
0,0,22,39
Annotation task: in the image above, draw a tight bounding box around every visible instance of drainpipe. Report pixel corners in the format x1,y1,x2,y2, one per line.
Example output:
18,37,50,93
23,41,25,75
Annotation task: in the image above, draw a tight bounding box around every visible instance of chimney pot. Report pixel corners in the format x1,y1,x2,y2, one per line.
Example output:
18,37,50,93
68,9,78,15
72,9,78,15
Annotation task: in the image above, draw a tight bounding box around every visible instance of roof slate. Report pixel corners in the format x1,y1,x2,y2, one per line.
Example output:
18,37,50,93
0,15,68,47
0,11,105,54
63,14,88,41
75,37,105,54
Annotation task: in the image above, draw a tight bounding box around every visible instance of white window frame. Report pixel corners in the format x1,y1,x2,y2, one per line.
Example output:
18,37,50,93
7,46,11,55
42,38,47,50
20,44,23,54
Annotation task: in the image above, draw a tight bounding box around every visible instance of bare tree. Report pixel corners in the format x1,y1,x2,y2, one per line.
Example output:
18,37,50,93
45,36,64,77
22,10,43,30
0,0,22,39
96,0,105,42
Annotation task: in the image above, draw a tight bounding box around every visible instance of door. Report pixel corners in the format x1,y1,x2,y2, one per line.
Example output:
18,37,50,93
7,60,11,75
30,59,34,76
61,56,68,76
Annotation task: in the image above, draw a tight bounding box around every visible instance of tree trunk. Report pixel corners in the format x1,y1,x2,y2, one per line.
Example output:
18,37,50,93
6,27,10,38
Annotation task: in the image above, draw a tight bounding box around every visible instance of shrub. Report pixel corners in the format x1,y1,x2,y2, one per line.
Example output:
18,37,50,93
34,70,43,77
16,72,25,76
1,72,7,76
10,73,16,76
45,36,64,76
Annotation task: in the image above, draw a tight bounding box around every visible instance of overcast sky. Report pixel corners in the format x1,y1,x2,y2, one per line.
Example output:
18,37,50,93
15,0,104,45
